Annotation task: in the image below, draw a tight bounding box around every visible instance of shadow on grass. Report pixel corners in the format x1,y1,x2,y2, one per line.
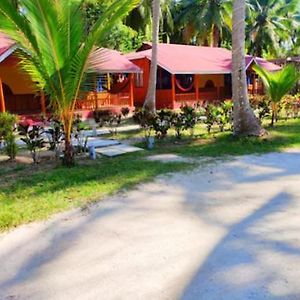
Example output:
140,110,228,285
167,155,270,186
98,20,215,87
0,152,191,231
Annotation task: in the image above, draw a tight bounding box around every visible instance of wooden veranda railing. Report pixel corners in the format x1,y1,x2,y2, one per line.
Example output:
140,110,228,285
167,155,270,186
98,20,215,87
75,91,131,110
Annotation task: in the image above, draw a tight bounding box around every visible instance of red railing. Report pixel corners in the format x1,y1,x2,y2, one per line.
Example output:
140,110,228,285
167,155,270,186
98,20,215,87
175,92,196,102
75,92,131,110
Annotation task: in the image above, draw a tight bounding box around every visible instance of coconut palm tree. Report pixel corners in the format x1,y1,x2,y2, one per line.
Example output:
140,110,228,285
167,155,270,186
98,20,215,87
143,0,160,112
246,0,299,57
253,64,299,125
0,0,138,166
126,0,173,42
232,0,263,136
177,0,232,47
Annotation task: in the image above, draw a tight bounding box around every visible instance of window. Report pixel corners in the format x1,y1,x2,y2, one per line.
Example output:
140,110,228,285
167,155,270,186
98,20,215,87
135,73,143,88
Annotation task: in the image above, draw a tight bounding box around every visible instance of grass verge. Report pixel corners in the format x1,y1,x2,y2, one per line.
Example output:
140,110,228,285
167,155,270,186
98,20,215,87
0,153,191,232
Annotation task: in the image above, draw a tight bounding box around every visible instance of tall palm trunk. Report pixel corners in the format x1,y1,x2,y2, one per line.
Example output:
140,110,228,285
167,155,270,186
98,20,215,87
143,0,160,113
232,0,263,136
62,113,74,166
211,24,220,47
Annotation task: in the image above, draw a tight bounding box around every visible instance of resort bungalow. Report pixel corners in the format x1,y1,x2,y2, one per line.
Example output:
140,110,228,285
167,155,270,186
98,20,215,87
126,43,281,109
0,34,141,118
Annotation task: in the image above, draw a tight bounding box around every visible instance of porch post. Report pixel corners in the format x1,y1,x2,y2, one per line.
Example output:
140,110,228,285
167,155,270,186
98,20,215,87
129,73,134,107
40,91,46,114
195,74,199,100
107,73,111,106
171,74,176,109
252,73,257,94
0,77,6,113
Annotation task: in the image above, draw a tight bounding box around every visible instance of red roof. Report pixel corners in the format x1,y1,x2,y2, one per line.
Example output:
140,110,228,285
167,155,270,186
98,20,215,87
88,48,142,74
126,43,281,74
0,34,141,74
0,33,15,60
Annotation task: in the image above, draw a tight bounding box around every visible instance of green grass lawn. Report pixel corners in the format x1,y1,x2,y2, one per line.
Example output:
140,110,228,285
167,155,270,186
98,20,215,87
0,153,191,231
1,118,300,232
110,118,300,157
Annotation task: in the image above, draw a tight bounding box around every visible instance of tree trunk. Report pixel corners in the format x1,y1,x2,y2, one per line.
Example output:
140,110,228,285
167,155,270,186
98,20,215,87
62,115,74,167
211,24,220,47
143,0,160,113
232,0,264,136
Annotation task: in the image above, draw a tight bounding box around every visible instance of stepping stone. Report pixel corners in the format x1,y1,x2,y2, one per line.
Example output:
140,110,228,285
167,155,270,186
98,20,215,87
72,137,120,148
96,144,143,157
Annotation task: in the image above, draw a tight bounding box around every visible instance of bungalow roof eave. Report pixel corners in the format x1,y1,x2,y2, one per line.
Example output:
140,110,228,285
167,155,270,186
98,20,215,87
0,44,17,63
86,69,143,74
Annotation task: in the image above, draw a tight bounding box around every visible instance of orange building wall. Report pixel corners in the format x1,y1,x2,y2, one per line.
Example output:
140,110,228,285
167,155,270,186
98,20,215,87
132,58,150,106
198,74,225,88
0,55,36,95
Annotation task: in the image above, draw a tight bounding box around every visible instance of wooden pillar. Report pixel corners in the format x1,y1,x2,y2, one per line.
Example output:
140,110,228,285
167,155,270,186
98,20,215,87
195,74,199,100
40,91,46,114
0,78,6,113
94,75,98,110
252,73,257,94
129,73,134,107
107,73,111,106
171,74,176,109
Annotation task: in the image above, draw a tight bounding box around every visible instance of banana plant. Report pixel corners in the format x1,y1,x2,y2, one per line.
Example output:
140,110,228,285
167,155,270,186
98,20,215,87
253,64,300,126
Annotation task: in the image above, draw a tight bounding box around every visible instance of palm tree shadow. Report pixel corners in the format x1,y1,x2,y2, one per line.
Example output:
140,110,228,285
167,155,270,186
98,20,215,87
180,191,300,300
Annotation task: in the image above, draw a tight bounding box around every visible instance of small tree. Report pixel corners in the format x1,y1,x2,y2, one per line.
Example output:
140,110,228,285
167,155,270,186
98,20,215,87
253,64,300,126
0,0,138,166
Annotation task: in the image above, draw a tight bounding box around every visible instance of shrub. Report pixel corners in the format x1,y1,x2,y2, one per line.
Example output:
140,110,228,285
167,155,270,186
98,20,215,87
72,115,88,154
282,94,300,119
217,101,233,132
18,124,46,164
152,109,173,139
121,107,130,118
180,104,198,135
203,104,219,134
0,112,18,161
93,109,112,127
133,108,156,140
46,118,64,159
171,111,186,139
4,132,18,161
249,95,271,121
0,112,17,144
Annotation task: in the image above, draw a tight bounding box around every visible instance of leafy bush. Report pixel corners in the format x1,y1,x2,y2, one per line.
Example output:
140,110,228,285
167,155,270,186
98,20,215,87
121,107,130,118
18,124,46,164
180,104,198,135
93,109,122,134
72,115,88,154
282,94,300,119
203,104,219,134
46,118,64,157
133,109,156,140
93,109,113,127
249,95,271,121
171,111,186,139
0,112,17,145
217,101,233,132
0,112,18,161
152,109,173,139
4,133,18,161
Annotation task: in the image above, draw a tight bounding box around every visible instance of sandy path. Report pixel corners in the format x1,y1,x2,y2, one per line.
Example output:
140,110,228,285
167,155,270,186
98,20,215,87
1,151,300,300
